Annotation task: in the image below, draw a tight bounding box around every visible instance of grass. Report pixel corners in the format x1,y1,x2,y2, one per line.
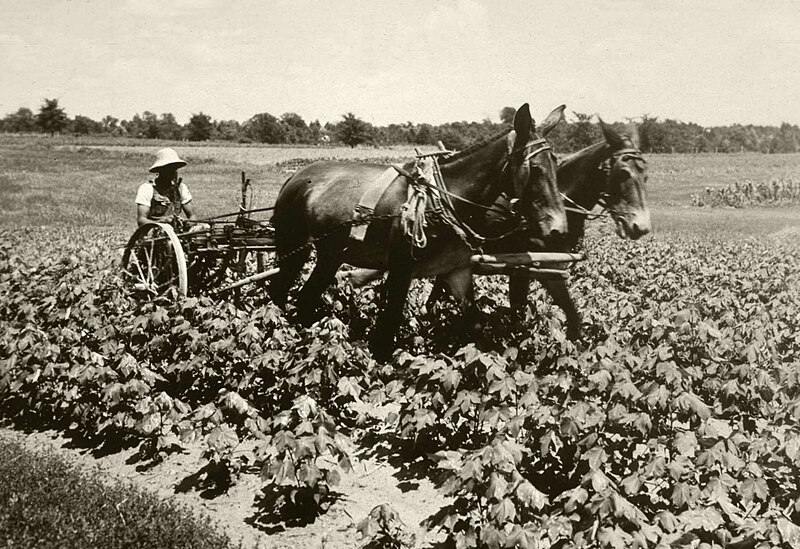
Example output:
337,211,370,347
0,139,285,227
653,205,800,238
1,134,800,238
646,152,800,206
0,438,237,549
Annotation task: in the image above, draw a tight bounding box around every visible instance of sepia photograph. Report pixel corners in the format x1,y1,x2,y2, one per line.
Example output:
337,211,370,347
1,1,799,547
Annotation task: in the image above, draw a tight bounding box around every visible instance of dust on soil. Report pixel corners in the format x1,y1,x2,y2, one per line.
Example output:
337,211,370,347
0,427,449,549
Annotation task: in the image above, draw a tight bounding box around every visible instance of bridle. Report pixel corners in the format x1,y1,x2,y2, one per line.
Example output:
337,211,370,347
507,137,554,164
415,136,558,219
499,136,559,219
565,146,646,221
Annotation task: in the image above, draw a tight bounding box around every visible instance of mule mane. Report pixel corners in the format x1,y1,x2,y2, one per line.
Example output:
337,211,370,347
559,135,644,168
438,128,513,165
558,141,606,166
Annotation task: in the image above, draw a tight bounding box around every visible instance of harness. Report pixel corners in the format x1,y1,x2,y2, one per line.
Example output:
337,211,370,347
398,137,555,251
565,147,646,221
266,138,558,262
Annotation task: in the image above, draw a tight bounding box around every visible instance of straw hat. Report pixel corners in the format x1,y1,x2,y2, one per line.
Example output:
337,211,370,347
149,148,187,173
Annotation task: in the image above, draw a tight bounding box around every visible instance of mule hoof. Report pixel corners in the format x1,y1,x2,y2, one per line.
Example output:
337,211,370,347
297,311,318,328
371,348,394,364
566,325,582,342
370,337,395,364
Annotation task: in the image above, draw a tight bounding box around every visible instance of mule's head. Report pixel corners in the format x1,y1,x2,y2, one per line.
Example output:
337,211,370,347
505,103,568,242
599,120,651,239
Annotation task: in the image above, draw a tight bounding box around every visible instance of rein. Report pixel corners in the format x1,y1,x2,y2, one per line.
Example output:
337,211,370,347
438,137,554,216
395,165,506,216
561,193,608,220
410,137,555,250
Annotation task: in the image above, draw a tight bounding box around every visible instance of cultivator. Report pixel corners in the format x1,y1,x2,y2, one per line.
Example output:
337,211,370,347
121,169,583,301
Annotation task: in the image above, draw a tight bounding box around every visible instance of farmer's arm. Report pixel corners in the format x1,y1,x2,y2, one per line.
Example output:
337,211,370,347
182,200,197,221
136,204,151,226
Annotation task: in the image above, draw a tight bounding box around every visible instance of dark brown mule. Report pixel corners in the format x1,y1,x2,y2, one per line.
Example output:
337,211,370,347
429,120,651,338
269,104,568,361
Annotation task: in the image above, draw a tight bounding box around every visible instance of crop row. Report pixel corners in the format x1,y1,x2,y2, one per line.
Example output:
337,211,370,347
691,178,800,207
1,225,800,548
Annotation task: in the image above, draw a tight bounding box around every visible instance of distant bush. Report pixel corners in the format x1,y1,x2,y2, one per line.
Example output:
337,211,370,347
274,155,410,172
0,439,235,549
692,178,800,207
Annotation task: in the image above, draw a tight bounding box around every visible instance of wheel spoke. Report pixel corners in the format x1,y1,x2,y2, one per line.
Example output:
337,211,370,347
129,250,147,286
144,233,156,287
123,223,188,299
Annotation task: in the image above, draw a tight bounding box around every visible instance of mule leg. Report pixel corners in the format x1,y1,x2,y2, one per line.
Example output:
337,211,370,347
295,254,343,326
269,246,310,309
425,276,450,310
338,268,384,288
508,273,530,311
444,267,484,344
542,278,582,340
370,251,414,363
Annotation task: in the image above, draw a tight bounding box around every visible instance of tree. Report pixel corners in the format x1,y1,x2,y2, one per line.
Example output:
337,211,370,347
36,98,68,136
437,127,468,150
1,107,37,133
500,106,516,124
69,115,102,135
124,111,161,138
336,113,373,148
216,119,243,141
639,114,669,153
245,112,286,143
280,112,310,143
101,115,120,135
565,112,599,151
414,123,434,145
186,112,214,141
308,120,323,143
158,113,183,140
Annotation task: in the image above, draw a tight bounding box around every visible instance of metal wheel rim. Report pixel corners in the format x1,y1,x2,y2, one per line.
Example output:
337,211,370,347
121,222,188,298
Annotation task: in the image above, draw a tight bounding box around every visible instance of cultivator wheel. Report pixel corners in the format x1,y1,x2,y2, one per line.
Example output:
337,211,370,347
121,222,188,298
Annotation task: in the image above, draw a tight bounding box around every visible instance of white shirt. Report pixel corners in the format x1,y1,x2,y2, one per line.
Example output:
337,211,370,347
135,180,192,219
135,180,192,206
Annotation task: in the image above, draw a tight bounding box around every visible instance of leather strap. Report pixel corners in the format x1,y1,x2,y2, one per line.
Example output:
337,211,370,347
350,167,401,241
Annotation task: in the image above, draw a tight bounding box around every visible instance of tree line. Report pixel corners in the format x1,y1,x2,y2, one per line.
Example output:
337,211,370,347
2,98,800,154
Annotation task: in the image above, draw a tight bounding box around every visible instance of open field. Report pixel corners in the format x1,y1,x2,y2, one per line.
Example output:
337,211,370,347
2,136,800,548
2,134,800,237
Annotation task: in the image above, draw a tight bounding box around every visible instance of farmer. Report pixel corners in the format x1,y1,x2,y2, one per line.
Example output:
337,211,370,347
135,148,198,227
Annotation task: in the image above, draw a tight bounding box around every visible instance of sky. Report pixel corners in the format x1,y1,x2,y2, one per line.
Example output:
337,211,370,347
1,0,799,127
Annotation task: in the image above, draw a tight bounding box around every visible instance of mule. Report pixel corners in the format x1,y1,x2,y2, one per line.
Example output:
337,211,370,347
439,119,651,338
269,103,568,361
345,120,651,341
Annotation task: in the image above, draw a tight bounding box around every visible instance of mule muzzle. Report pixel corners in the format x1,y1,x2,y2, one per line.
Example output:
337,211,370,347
615,210,651,240
541,211,568,239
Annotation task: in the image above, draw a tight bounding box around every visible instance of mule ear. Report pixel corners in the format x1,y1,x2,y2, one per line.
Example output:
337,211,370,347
513,103,532,139
537,104,566,136
599,117,627,149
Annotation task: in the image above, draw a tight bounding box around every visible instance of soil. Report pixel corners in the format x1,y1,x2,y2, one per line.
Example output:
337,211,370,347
0,427,450,549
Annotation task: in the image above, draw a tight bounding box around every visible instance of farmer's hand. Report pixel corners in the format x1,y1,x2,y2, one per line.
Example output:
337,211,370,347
187,223,210,234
